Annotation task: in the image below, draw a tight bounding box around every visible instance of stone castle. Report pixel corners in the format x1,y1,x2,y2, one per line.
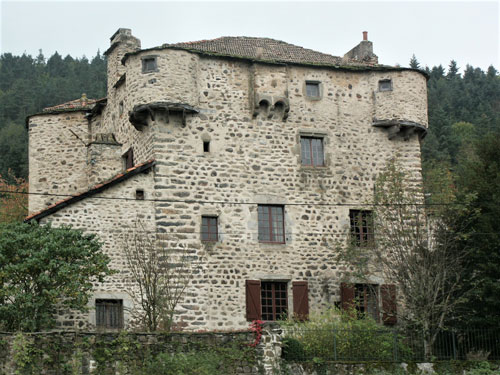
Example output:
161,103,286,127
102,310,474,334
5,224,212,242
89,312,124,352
26,28,428,330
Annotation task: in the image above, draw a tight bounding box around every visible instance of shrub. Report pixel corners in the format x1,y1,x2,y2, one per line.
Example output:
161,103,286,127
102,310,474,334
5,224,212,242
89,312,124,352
281,306,412,362
282,337,307,361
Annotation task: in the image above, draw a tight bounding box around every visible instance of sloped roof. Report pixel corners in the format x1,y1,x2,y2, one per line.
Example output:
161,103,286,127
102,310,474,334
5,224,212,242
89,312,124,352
25,159,155,223
43,94,101,112
169,36,344,66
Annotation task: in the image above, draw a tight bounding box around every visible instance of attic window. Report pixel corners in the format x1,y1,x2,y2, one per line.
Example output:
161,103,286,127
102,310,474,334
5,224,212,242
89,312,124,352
142,56,158,73
379,79,392,92
135,189,144,200
306,81,321,99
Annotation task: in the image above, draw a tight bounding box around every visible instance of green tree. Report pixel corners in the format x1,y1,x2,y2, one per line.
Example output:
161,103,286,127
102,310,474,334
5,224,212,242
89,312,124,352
451,132,500,328
409,54,420,69
0,222,114,331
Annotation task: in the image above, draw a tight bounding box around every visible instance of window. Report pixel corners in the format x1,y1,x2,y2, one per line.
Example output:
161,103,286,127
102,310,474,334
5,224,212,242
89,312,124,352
246,280,309,321
135,189,144,200
122,148,134,170
355,284,379,321
261,282,288,321
349,210,374,247
306,81,320,98
378,79,392,92
340,283,397,325
300,136,324,166
258,205,285,243
96,299,123,329
201,216,218,242
203,141,210,153
142,56,157,73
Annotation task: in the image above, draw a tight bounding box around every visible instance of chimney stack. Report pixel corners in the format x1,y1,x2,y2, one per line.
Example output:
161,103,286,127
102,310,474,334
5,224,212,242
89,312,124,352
343,31,378,64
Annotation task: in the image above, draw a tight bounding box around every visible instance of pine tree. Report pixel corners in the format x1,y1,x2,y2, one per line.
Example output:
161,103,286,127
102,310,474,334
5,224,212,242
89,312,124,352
409,54,420,69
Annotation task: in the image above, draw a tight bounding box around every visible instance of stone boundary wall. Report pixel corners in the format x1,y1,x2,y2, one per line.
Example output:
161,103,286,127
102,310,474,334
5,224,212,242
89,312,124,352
0,325,283,375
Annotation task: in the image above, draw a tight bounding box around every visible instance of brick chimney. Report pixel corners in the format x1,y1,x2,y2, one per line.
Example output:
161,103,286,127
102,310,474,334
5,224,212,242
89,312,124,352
343,31,378,64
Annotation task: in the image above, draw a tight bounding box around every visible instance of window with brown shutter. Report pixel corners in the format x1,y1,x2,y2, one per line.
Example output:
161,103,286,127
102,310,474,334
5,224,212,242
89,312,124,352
381,284,397,325
261,282,288,321
246,280,261,321
341,283,384,322
292,281,309,321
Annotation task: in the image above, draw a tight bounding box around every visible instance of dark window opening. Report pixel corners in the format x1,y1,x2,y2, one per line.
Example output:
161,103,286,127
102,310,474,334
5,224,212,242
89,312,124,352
96,299,123,329
306,81,320,98
142,57,157,73
258,205,285,243
355,284,379,321
203,141,210,153
379,79,392,92
349,210,374,247
119,101,124,115
122,148,134,170
261,282,288,321
201,216,218,242
135,189,144,200
300,136,324,166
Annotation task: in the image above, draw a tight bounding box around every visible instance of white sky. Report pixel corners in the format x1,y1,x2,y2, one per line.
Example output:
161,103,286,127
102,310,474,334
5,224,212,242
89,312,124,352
1,0,499,71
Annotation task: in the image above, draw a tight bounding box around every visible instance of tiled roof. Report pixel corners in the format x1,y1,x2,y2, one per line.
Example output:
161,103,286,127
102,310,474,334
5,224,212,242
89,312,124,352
42,94,104,112
168,36,344,66
25,159,155,223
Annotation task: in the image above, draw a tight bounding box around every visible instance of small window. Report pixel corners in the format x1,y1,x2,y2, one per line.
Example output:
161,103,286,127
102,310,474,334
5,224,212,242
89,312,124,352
135,189,144,200
261,282,288,321
201,216,218,242
122,148,134,170
119,101,124,115
300,136,324,166
306,81,320,98
355,284,379,321
378,79,392,92
203,141,210,153
142,57,157,73
96,299,123,329
258,205,285,243
349,210,374,247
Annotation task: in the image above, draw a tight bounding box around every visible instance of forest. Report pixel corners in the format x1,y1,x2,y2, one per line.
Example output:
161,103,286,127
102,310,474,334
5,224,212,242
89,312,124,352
0,51,499,329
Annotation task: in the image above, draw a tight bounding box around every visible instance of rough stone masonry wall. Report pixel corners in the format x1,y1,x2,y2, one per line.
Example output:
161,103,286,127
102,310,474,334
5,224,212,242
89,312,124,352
0,329,264,374
39,171,156,330
103,47,428,330
28,112,90,213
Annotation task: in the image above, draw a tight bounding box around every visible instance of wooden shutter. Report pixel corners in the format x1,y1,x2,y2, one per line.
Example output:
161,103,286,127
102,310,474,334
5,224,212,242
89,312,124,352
292,281,309,320
381,284,397,325
246,280,261,321
340,282,355,312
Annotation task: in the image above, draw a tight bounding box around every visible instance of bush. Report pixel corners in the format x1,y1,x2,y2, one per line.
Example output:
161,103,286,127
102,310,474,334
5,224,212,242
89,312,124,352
281,307,412,362
145,351,221,375
282,337,307,361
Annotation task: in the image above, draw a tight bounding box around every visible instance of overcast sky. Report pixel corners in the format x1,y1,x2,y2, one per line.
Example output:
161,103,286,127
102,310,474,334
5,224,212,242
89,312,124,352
1,0,498,72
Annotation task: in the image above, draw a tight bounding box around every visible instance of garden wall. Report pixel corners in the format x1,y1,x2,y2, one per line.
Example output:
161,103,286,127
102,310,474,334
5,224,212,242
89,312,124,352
0,324,282,375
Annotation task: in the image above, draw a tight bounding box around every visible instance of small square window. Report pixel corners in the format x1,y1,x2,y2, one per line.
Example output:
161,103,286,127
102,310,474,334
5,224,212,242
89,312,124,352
135,189,144,200
306,81,320,98
201,216,218,242
300,136,324,166
379,79,392,92
96,299,123,329
258,205,285,243
349,210,374,247
142,57,157,73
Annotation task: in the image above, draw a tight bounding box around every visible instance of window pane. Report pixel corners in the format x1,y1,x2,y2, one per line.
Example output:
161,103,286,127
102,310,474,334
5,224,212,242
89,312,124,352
258,205,284,243
301,138,312,165
311,138,324,166
306,83,319,97
201,216,217,241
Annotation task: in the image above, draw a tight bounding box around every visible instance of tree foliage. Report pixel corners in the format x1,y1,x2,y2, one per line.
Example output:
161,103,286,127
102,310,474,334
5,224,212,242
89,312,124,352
0,222,114,331
0,172,28,223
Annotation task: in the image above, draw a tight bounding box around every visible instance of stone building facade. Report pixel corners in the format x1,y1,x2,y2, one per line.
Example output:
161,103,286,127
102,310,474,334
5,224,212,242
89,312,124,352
26,29,428,330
